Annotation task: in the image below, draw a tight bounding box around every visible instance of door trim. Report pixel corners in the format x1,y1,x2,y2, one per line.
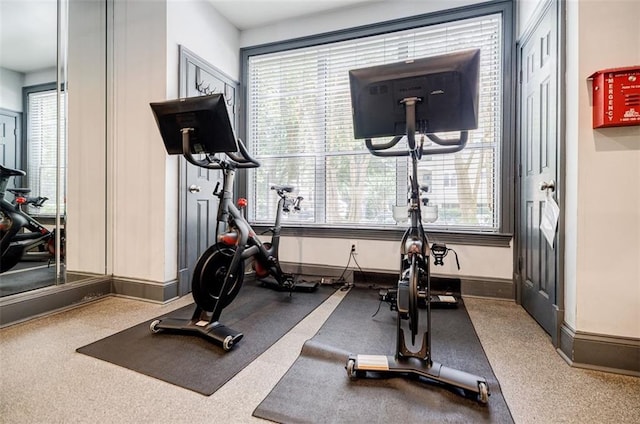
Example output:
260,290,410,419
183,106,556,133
514,0,566,346
176,45,239,292
0,108,22,173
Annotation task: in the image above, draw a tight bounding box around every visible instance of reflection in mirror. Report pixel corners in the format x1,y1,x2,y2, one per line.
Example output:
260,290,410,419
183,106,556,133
0,0,65,296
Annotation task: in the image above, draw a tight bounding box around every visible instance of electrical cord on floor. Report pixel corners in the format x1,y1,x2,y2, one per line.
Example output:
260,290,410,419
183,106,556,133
371,288,397,318
350,251,373,288
333,248,358,290
336,247,376,289
316,248,383,291
372,299,384,318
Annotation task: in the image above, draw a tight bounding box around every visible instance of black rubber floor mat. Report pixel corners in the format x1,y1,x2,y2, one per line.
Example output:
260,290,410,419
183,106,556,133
77,283,335,395
253,286,514,423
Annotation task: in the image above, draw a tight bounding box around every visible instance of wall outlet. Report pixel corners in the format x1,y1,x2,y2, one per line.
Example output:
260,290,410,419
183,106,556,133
350,241,358,254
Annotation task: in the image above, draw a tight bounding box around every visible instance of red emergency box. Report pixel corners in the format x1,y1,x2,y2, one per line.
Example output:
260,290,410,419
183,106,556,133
589,66,640,128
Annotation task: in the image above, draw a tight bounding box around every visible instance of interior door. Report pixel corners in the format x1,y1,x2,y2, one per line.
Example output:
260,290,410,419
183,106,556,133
517,1,562,342
177,47,238,296
0,111,20,178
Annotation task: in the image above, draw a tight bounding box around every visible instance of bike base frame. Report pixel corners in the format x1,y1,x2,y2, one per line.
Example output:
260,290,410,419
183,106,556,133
346,353,489,403
345,253,490,404
258,276,319,292
150,307,243,351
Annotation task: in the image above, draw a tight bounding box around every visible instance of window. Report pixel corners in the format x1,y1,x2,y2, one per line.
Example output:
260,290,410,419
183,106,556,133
241,2,514,237
24,84,66,216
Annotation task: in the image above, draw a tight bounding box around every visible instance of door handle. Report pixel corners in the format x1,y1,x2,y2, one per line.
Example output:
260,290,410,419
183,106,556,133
188,184,201,193
540,180,555,192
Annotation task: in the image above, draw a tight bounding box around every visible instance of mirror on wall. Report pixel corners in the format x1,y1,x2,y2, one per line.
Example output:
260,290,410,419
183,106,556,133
1,0,108,298
0,0,66,296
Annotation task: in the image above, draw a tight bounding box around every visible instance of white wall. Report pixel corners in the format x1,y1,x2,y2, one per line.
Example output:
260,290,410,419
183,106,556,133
240,0,514,281
166,0,240,94
66,0,107,274
23,67,56,87
280,236,513,280
0,67,23,112
565,0,640,338
110,0,169,282
106,0,240,284
0,66,56,113
164,0,240,281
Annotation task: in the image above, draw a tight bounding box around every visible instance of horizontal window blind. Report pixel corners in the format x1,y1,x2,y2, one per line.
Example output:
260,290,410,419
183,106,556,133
27,89,65,216
246,13,502,230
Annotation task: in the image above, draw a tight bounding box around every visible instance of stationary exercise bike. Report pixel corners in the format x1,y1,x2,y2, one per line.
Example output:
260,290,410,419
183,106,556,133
149,94,317,350
344,50,490,403
0,164,64,273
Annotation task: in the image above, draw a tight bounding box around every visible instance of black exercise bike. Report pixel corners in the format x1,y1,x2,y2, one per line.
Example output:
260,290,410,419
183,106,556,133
345,50,489,403
0,164,64,273
345,122,489,403
149,94,317,350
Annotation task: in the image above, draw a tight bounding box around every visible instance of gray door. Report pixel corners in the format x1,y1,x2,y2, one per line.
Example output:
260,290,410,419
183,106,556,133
517,1,563,343
177,47,238,296
0,110,20,176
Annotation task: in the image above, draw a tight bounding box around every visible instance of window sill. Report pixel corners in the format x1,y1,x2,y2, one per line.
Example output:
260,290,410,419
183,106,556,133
252,225,512,247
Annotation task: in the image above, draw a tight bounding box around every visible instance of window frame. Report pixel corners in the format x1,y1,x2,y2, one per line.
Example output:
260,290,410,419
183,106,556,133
239,0,515,247
21,82,60,217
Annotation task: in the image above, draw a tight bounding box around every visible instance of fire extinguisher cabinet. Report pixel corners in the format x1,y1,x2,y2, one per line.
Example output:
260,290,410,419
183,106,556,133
589,66,640,129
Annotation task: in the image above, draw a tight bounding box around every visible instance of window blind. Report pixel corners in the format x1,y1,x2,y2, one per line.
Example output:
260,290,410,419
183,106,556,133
246,13,502,230
27,89,65,216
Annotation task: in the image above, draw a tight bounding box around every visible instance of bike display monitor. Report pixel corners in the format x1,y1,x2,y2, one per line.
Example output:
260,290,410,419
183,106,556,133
349,49,480,139
150,93,238,155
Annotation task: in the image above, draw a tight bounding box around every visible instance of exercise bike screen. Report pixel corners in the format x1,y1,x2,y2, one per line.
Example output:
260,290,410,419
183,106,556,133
349,49,480,139
151,93,238,155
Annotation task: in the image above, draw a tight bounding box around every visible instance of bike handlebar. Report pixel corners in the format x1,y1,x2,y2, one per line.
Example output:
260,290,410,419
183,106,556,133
364,97,469,158
225,138,261,168
364,131,469,158
181,128,260,170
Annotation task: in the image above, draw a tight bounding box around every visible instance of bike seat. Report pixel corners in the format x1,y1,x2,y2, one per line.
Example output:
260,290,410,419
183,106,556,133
8,188,31,195
0,165,26,177
270,184,294,192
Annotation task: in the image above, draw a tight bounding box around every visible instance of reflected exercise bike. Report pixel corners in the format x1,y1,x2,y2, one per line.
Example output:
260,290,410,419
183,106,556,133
0,164,64,273
149,94,318,350
344,50,490,403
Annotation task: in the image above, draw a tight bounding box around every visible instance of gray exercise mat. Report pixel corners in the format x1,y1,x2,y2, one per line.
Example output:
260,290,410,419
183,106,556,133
253,286,514,423
77,282,333,396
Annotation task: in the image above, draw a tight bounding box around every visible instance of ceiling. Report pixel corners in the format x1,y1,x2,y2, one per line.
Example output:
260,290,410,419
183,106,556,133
0,0,57,74
0,0,379,74
207,0,381,30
